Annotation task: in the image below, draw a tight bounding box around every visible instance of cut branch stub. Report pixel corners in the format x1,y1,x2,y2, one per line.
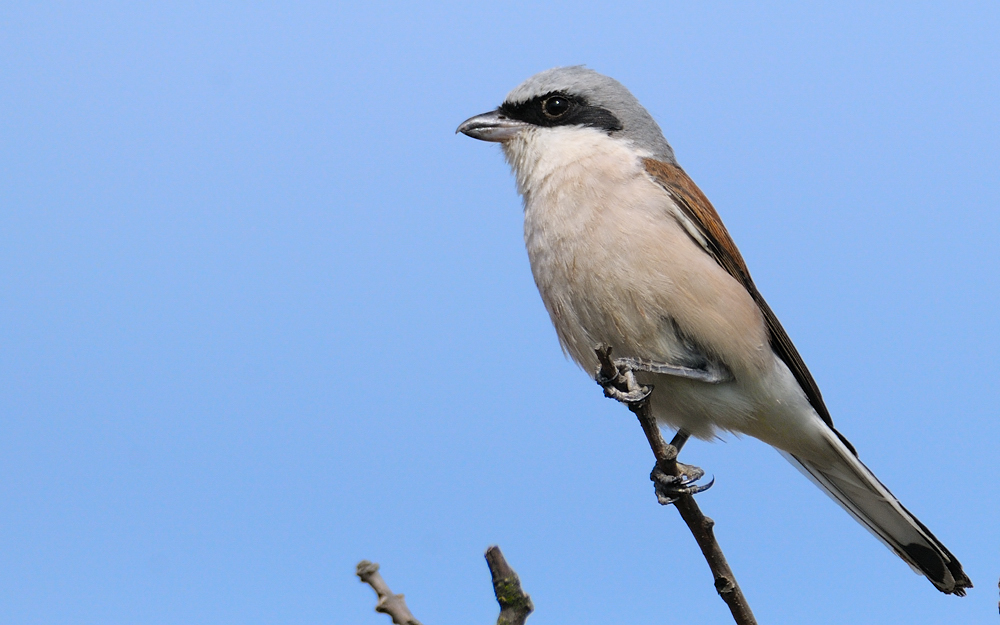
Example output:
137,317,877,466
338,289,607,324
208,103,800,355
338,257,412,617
485,546,533,625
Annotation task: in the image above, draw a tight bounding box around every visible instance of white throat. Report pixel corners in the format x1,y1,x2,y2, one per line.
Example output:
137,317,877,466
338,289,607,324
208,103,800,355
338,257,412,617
502,126,648,201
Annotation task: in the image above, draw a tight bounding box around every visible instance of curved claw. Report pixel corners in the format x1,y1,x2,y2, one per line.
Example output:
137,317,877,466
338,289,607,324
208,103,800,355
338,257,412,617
688,475,715,495
650,464,715,505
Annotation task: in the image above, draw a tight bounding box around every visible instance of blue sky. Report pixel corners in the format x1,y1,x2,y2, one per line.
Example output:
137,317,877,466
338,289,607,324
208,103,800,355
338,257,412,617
2,2,999,623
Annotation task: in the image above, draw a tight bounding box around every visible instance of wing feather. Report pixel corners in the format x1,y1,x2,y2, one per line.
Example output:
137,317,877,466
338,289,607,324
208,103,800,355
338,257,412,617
643,158,849,448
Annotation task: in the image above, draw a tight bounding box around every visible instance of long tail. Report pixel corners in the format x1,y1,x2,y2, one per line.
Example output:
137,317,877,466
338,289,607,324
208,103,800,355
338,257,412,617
780,429,971,595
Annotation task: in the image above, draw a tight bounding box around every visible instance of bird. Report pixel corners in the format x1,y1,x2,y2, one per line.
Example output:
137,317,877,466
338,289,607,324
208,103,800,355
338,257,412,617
456,66,971,595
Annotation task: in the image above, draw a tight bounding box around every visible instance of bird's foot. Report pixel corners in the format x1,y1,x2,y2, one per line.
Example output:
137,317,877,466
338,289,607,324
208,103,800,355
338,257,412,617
598,366,652,404
651,462,714,504
595,346,652,406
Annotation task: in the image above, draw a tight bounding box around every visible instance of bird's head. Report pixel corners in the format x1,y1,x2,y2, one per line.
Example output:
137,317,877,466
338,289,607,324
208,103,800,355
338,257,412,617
457,66,676,174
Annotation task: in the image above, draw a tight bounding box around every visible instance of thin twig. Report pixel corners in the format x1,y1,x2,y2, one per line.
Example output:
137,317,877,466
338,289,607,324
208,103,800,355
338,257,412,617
596,346,758,625
356,560,423,625
485,546,534,625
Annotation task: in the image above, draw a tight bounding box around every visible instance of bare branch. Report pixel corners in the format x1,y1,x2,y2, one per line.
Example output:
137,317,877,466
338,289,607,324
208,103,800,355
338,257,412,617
596,346,758,625
356,560,423,625
485,546,533,625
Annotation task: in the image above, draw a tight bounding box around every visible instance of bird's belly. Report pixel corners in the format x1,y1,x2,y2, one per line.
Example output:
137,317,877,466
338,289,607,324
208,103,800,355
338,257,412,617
634,372,752,439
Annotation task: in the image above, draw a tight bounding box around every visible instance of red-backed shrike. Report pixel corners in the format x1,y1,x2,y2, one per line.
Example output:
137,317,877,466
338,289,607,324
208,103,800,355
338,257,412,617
458,66,970,595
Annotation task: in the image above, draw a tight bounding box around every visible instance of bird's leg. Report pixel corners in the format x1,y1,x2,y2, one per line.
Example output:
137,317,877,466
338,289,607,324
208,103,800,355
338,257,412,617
594,346,713,504
670,430,691,451
613,355,732,384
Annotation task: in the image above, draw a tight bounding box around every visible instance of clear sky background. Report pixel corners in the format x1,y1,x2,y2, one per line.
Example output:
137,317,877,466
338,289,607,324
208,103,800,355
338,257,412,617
2,2,999,624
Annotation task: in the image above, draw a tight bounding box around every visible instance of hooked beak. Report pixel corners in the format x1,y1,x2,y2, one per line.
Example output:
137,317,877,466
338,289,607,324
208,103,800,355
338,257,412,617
456,110,529,142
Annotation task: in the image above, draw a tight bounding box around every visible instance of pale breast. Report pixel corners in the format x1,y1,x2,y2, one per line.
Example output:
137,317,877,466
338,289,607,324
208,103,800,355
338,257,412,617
505,126,770,383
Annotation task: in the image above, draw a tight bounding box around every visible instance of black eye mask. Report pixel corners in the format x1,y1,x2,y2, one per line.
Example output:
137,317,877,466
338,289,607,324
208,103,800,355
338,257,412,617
498,92,623,133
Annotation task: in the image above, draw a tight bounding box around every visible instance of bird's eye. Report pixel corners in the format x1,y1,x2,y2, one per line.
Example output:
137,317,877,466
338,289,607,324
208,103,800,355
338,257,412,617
542,96,570,119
